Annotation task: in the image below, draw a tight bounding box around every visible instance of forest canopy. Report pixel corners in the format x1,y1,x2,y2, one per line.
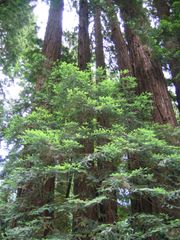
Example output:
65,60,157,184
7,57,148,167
0,0,180,239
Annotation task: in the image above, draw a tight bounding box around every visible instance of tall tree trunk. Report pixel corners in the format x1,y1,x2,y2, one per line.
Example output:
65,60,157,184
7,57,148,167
115,2,177,239
126,30,176,125
94,4,117,224
78,0,91,70
153,0,180,113
94,7,105,70
106,0,132,75
119,0,177,126
17,0,64,237
36,0,64,91
73,1,98,239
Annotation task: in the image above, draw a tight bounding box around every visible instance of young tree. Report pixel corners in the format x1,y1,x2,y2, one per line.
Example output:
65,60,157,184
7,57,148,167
93,1,118,225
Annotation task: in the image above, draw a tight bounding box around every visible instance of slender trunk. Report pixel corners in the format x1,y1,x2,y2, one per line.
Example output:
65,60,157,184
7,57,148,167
106,0,132,75
73,139,99,240
36,1,64,235
153,0,180,113
94,7,105,70
78,0,91,70
97,137,117,224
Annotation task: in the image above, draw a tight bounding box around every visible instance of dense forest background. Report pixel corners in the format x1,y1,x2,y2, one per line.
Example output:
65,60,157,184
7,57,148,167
0,0,180,239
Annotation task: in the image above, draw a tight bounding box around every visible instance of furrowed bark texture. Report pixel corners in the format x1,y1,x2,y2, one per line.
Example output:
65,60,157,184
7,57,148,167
78,0,91,70
127,30,176,125
153,0,180,113
120,1,177,126
43,0,63,60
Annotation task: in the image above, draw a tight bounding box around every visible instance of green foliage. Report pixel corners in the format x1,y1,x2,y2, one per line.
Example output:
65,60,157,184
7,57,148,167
146,0,180,72
1,63,180,239
0,0,38,77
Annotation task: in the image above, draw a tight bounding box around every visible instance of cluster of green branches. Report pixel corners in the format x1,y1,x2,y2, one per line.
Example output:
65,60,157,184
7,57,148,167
0,63,180,239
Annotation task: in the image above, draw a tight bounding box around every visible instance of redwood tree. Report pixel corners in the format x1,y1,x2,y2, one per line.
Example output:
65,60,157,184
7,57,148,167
106,0,132,75
17,0,64,237
93,1,118,225
94,6,105,70
110,2,178,234
36,0,64,91
73,1,98,239
118,0,177,126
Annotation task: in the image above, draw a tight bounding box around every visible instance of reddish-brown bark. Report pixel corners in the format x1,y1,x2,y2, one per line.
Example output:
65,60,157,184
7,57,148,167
114,2,177,239
120,1,177,126
126,30,176,125
36,0,64,91
107,0,132,75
